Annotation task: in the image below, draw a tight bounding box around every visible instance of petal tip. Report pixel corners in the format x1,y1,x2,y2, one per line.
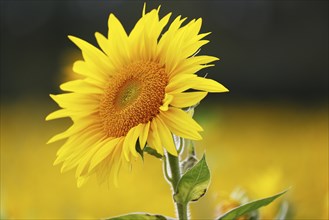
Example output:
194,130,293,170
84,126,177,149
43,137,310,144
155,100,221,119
67,35,77,42
46,137,55,144
45,114,52,121
142,3,146,16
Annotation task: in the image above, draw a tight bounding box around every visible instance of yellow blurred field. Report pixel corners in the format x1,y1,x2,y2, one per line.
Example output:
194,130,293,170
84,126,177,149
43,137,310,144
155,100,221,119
1,98,328,219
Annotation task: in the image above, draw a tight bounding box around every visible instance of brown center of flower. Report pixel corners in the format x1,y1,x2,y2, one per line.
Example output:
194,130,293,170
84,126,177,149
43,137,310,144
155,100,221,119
100,61,168,137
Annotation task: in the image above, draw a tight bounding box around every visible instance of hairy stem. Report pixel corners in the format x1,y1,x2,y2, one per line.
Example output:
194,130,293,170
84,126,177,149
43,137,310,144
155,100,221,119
166,152,189,220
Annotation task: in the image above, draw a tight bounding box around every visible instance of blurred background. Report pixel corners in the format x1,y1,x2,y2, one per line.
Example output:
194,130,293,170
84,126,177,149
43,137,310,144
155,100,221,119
1,0,328,219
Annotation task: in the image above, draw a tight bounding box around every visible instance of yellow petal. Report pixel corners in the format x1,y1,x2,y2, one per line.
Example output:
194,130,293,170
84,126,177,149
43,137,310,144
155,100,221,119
130,8,171,61
131,124,144,154
139,122,150,149
147,120,164,155
60,79,103,94
107,14,130,66
142,2,146,16
46,109,70,121
158,17,211,75
159,94,173,111
55,123,102,156
172,55,219,77
47,116,99,144
68,35,113,75
46,108,89,121
184,18,202,38
47,125,75,144
170,92,208,108
158,16,187,68
108,14,128,39
77,176,89,188
190,77,229,93
122,127,134,162
95,32,111,56
72,60,105,84
176,64,214,77
147,11,171,60
57,127,105,172
123,124,143,161
165,74,197,94
158,15,187,55
155,116,177,156
159,107,203,140
180,40,209,62
75,138,106,178
89,137,121,172
49,93,99,111
102,138,124,187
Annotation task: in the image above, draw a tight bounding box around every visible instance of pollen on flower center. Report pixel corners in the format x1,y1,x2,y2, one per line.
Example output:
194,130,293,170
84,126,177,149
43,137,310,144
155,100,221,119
100,61,168,137
114,79,142,109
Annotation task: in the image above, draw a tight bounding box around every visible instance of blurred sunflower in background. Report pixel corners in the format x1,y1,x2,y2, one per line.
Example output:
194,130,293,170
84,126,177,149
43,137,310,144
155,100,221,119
47,5,228,187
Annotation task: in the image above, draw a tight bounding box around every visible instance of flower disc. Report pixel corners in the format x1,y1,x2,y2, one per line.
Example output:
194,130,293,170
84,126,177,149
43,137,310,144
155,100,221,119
100,61,168,137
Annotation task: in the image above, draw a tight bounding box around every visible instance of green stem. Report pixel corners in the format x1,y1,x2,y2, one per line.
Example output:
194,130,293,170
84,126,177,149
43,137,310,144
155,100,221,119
166,152,189,220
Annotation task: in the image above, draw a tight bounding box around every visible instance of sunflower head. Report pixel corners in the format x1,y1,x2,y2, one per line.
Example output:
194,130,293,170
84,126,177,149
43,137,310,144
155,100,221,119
47,4,228,187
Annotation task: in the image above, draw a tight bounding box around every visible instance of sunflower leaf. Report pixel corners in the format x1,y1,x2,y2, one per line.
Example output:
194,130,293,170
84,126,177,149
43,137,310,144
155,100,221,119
173,154,210,205
107,213,171,220
216,190,288,220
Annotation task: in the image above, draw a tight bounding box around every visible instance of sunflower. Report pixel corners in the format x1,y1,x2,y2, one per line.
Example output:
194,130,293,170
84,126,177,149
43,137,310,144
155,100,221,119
47,5,228,187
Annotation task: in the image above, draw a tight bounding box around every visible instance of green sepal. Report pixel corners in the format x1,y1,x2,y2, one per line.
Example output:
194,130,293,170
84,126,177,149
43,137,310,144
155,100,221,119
144,146,163,159
135,142,163,160
216,190,288,220
135,141,144,160
173,154,210,205
107,213,170,220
